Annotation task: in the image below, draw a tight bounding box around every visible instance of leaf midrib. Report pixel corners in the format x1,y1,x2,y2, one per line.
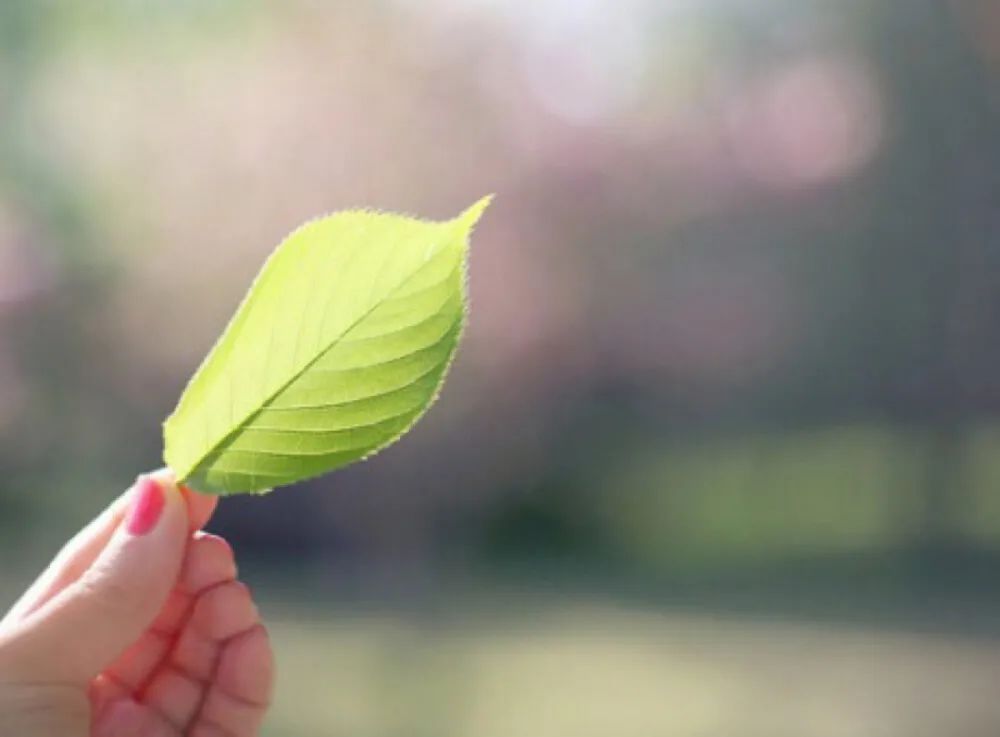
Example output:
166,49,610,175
177,239,459,482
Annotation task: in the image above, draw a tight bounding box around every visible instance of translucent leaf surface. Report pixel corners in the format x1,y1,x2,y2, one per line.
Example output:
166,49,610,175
163,197,490,495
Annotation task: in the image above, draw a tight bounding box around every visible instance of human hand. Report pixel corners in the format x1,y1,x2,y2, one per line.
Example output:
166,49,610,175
0,471,274,736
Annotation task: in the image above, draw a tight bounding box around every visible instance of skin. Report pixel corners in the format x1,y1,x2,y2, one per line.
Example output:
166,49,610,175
0,471,275,736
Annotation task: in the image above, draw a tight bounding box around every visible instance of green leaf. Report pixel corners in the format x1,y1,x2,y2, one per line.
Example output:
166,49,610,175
163,196,491,495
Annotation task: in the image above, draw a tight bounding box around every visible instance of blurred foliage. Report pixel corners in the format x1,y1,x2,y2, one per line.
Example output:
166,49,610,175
2,0,1000,580
4,1,1000,733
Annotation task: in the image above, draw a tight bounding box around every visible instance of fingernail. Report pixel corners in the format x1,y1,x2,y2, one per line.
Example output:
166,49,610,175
126,476,166,536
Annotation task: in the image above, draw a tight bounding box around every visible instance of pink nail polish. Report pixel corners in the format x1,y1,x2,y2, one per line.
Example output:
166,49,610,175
126,477,165,536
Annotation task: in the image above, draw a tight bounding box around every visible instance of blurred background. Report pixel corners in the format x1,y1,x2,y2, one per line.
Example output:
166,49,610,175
3,0,1000,734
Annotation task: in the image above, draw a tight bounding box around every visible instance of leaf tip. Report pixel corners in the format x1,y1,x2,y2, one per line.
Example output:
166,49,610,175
456,194,494,231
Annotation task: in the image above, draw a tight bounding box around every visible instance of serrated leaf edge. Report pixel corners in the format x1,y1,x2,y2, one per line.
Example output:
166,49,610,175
165,195,492,493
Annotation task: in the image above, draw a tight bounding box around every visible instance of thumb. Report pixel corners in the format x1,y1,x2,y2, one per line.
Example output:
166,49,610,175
6,474,189,683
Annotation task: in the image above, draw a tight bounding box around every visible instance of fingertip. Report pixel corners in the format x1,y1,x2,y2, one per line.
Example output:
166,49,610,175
145,467,178,491
182,533,237,593
143,468,217,532
179,484,219,532
125,472,186,538
141,469,186,516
